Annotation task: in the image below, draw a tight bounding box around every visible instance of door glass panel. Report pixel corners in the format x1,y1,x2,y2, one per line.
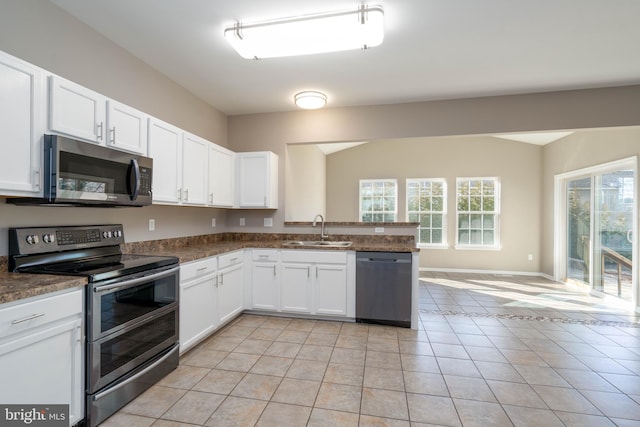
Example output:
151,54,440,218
594,170,634,300
567,177,591,284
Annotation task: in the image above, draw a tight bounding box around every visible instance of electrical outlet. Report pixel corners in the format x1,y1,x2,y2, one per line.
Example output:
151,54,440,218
148,219,155,231
528,254,533,261
375,227,385,233
239,218,246,226
264,218,273,227
211,218,216,228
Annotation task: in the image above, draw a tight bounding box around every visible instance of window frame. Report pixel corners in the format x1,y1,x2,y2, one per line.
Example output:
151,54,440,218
455,177,501,250
406,178,448,248
359,179,398,222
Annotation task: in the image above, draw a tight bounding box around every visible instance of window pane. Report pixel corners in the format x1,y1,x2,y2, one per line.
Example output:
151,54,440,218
470,214,482,228
470,181,481,195
483,180,495,195
362,213,372,222
432,182,443,196
373,213,384,222
373,197,383,211
432,229,442,244
384,181,396,195
483,231,494,245
458,197,469,211
458,181,469,196
470,196,482,211
408,213,419,222
432,197,443,211
470,230,482,244
384,197,395,211
420,229,430,244
432,214,442,228
383,213,396,222
483,215,494,229
459,214,470,229
420,196,431,211
483,196,494,211
458,230,469,244
420,214,431,227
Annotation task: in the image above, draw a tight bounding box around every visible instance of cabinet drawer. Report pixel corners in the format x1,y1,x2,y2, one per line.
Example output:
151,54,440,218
181,257,217,282
281,250,347,264
218,250,244,270
252,250,278,262
0,289,83,338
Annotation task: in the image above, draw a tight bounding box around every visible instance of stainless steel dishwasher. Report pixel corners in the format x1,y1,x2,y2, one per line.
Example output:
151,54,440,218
356,251,412,328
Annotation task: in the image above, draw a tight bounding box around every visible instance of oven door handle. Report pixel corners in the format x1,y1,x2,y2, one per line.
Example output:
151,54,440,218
93,266,179,293
92,345,178,401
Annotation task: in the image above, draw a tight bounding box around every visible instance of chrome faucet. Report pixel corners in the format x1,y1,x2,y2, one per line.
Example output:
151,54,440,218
312,214,328,240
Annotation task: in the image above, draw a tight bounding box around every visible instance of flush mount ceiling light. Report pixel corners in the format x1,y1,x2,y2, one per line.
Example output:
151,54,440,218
294,91,327,109
224,5,384,59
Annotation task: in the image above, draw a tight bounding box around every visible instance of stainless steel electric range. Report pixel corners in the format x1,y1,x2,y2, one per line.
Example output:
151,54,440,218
9,224,180,427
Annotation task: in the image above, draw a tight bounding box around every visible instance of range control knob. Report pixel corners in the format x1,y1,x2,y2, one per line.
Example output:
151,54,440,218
42,233,55,244
102,231,113,239
26,234,39,245
113,230,122,238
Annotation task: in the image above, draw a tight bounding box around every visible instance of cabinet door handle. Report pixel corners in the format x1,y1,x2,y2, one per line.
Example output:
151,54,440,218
177,188,182,200
307,266,310,278
184,188,189,201
273,265,276,276
12,312,45,324
220,272,224,286
110,127,116,144
196,267,208,272
33,170,40,189
209,193,213,203
96,122,103,140
75,325,83,342
316,266,318,278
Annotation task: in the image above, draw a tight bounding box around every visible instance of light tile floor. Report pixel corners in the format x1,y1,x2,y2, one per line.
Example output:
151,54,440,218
105,273,640,427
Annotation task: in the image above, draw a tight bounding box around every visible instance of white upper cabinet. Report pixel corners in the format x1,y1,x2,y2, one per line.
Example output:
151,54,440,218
49,75,106,144
49,76,148,155
106,99,148,155
148,118,182,204
181,132,209,206
0,50,45,196
237,151,278,209
208,143,235,207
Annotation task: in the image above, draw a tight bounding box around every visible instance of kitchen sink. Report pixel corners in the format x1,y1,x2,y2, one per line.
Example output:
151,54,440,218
282,240,353,248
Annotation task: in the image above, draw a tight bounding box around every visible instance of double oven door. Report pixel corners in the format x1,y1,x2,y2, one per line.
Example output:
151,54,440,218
87,265,179,393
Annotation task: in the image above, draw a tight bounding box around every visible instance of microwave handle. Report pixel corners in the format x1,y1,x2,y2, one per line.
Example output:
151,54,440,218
127,158,141,201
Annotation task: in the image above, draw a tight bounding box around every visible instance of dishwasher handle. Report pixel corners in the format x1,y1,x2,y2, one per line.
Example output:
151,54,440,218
356,251,412,264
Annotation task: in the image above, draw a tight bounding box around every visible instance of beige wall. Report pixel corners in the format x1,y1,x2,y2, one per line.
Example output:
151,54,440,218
285,144,326,221
325,136,542,272
0,0,230,256
541,127,640,275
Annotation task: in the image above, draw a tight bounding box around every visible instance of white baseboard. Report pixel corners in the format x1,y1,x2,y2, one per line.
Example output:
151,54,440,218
420,267,554,280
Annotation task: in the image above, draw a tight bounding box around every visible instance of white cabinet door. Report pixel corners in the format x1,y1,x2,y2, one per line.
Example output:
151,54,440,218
251,262,278,310
315,264,348,316
218,263,244,325
181,133,209,206
49,75,106,144
0,318,83,426
237,151,278,208
180,273,218,353
148,118,182,204
106,100,148,155
281,263,312,313
0,51,44,196
208,143,235,207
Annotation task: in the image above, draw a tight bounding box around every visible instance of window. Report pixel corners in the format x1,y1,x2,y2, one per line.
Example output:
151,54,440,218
456,177,500,248
360,179,397,222
407,179,447,246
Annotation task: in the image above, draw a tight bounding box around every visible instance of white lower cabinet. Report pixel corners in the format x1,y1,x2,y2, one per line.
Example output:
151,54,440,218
280,250,348,317
250,250,279,311
217,251,244,325
179,257,218,353
0,289,84,426
280,263,313,313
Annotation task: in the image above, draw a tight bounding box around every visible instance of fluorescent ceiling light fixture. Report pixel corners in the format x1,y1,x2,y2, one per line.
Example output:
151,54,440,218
294,91,327,109
493,131,574,145
224,5,384,59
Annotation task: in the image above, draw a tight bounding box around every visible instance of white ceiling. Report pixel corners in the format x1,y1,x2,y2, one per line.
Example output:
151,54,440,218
50,0,640,116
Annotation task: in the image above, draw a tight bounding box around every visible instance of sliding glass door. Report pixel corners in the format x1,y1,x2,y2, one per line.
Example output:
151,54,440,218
560,160,636,306
593,170,634,300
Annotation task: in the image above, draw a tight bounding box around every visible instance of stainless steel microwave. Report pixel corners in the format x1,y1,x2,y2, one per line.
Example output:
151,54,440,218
10,135,153,207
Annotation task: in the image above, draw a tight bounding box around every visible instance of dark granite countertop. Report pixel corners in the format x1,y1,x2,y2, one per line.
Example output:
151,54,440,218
1,232,417,304
0,272,87,305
